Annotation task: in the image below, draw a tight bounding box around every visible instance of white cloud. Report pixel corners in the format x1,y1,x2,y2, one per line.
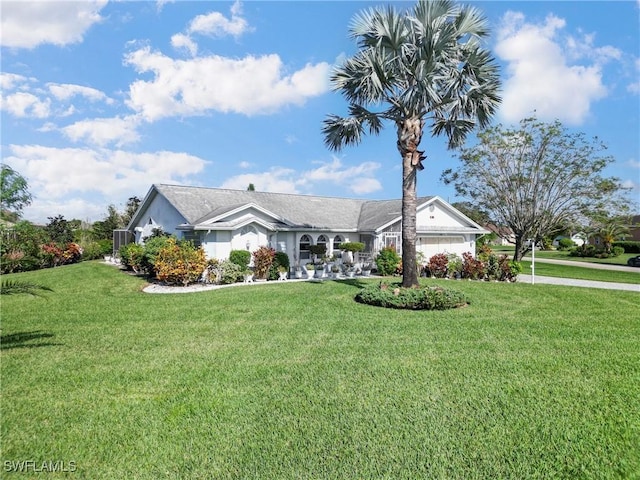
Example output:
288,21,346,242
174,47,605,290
187,1,251,39
171,33,198,57
220,158,382,196
304,157,382,194
61,115,142,147
219,168,302,193
1,91,51,118
238,161,253,169
124,47,330,120
4,145,208,220
47,83,114,105
495,11,609,125
0,1,107,49
1,72,27,90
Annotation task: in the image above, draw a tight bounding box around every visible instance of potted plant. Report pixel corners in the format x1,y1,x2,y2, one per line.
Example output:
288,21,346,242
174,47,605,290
330,264,340,279
243,269,254,283
361,262,372,277
305,262,315,278
340,241,365,265
343,262,356,278
277,265,288,281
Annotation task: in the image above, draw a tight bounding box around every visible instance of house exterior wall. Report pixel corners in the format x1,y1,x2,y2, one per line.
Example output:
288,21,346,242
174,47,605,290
131,194,187,243
416,202,467,229
416,235,475,261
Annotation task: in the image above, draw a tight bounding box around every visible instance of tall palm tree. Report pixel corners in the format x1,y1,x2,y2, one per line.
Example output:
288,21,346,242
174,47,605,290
323,0,501,287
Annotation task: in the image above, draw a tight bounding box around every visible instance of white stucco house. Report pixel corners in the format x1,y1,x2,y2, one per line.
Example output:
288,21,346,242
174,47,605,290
121,184,488,266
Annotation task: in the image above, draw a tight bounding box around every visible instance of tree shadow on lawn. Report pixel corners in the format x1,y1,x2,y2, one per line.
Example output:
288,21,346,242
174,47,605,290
0,331,63,350
327,278,371,290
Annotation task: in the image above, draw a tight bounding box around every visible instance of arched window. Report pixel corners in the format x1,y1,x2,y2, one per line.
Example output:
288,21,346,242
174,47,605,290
317,235,328,251
333,235,344,251
299,234,311,260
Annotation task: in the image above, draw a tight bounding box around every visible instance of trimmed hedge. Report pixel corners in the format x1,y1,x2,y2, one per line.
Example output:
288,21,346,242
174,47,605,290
355,282,468,310
613,241,640,253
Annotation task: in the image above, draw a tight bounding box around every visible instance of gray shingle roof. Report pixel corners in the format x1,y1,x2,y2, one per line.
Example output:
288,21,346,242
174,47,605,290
154,184,367,230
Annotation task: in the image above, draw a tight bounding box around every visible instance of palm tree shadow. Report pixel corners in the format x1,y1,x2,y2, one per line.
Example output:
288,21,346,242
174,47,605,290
332,278,371,289
0,331,63,350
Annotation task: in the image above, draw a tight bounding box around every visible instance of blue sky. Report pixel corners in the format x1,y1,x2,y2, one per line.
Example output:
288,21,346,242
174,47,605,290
1,0,639,224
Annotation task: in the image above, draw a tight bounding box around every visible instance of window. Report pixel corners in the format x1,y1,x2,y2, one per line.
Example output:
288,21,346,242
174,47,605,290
299,234,311,260
333,235,344,251
182,231,202,247
384,233,400,252
317,235,328,250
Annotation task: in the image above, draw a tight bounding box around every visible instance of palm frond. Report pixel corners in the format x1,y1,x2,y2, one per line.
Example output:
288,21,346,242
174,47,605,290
0,279,53,297
322,115,366,152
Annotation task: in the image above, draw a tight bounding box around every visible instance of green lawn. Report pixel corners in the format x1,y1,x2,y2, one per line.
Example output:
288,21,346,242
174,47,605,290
493,244,637,266
2,262,639,479
520,261,640,284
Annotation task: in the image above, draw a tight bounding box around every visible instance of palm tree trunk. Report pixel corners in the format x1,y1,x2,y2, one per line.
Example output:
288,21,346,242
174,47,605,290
397,117,424,288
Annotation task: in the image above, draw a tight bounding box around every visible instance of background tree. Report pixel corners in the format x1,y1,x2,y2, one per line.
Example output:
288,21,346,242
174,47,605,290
92,205,124,241
121,196,141,227
1,164,33,221
451,201,492,226
45,215,75,244
591,214,630,254
442,117,628,261
323,0,500,287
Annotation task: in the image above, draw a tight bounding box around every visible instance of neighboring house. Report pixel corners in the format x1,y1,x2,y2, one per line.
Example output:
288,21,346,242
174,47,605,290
553,233,586,247
630,215,640,242
484,224,515,246
123,184,488,265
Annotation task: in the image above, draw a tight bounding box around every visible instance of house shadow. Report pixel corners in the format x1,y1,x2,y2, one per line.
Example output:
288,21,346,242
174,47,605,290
0,331,62,350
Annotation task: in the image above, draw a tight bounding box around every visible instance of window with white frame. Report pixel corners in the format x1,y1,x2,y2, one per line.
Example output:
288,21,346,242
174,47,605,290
299,234,311,260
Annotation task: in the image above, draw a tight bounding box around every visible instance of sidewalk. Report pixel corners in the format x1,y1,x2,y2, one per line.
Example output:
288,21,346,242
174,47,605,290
518,274,639,292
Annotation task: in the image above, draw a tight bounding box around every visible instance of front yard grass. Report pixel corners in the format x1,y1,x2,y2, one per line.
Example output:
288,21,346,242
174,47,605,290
520,261,640,284
1,262,639,479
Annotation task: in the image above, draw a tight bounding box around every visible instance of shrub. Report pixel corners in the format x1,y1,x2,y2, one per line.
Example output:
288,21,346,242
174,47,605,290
142,235,173,274
268,251,290,280
40,243,64,268
375,247,401,276
611,246,625,257
229,250,251,270
427,253,449,278
485,254,501,281
355,282,468,310
462,252,484,280
208,259,243,285
252,246,275,279
446,254,463,278
154,238,206,286
119,243,145,272
557,238,575,250
499,255,521,282
97,239,113,256
80,242,105,261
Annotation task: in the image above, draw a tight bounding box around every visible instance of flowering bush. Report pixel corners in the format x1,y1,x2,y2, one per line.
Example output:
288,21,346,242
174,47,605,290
154,238,206,286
